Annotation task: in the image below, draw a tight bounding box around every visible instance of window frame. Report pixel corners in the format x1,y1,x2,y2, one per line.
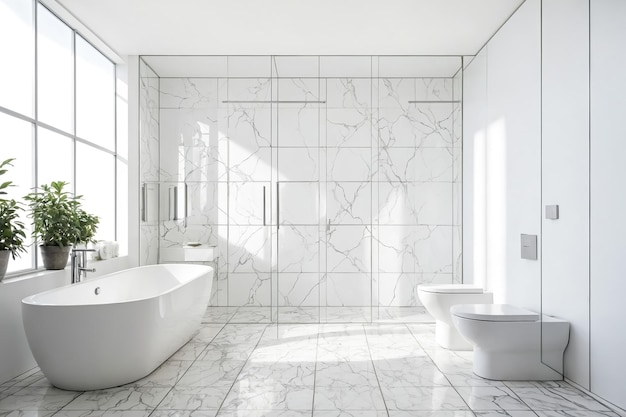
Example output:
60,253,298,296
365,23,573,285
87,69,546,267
0,0,123,277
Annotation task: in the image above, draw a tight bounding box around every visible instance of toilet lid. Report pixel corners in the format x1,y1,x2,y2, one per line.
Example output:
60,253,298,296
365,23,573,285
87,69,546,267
418,284,484,294
451,304,540,322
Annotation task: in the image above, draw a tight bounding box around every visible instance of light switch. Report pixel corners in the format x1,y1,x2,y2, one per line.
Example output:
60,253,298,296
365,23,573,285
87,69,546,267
521,234,537,260
545,205,559,220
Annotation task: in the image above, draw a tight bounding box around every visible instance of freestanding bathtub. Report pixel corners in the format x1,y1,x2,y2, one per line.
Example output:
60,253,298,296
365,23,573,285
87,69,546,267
22,264,212,391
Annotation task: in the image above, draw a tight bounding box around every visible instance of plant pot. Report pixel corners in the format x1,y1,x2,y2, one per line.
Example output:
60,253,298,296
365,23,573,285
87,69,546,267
40,245,72,270
0,250,9,281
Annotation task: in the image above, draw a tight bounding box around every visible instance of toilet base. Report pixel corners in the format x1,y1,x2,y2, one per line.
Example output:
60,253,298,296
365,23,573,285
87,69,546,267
473,347,563,380
436,320,472,351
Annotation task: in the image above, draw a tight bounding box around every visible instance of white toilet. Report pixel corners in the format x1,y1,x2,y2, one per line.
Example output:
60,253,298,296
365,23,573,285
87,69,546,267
417,284,493,350
451,304,570,380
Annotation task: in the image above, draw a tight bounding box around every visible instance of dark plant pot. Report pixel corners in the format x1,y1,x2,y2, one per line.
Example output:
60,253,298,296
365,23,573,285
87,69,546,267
0,250,9,281
40,245,72,270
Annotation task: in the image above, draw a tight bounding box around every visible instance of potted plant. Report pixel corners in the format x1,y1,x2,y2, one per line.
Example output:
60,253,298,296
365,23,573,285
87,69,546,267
0,158,26,280
24,181,99,270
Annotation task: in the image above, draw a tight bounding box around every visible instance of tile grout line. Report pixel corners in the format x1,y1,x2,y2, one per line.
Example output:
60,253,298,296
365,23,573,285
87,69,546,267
145,319,229,416
405,323,542,416
404,322,474,413
311,323,321,416
212,323,271,416
361,323,391,417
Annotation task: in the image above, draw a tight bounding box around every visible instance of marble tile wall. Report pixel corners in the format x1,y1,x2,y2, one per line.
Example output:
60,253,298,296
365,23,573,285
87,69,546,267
375,77,458,306
453,68,463,284
139,59,160,266
142,56,462,310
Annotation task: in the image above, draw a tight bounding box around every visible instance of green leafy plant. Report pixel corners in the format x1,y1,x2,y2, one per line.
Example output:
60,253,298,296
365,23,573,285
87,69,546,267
0,158,26,259
24,181,99,247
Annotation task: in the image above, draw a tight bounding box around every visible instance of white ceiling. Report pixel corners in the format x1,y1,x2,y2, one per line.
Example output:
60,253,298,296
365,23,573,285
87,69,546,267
56,0,524,57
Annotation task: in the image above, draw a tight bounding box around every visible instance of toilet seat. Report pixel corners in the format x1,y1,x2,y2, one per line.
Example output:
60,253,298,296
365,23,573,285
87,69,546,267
451,304,539,322
418,284,484,294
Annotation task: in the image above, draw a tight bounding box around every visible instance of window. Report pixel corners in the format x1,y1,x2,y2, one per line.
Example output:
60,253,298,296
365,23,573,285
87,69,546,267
0,0,126,275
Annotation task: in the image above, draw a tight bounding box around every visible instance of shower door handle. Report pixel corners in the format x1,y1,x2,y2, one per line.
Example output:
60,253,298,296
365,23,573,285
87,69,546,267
262,186,266,226
141,183,147,222
169,186,179,221
184,183,188,226
276,182,280,230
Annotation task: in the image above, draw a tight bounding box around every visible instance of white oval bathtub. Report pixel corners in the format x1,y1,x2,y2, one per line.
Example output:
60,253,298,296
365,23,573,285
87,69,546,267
22,264,212,391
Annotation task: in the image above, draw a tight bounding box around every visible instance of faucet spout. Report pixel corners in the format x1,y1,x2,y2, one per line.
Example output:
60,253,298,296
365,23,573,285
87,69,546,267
71,248,96,284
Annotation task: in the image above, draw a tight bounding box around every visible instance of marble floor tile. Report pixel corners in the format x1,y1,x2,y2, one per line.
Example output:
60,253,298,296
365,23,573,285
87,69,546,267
321,306,372,323
375,306,433,323
3,368,41,385
0,386,79,412
444,370,507,387
316,346,371,363
388,412,476,417
314,384,386,411
260,323,320,340
427,350,474,373
220,384,313,411
211,324,268,345
127,360,193,389
170,341,210,361
237,362,316,387
375,360,450,387
473,412,540,417
202,307,238,323
277,307,320,323
247,348,317,364
0,412,56,417
315,361,378,387
229,307,273,323
2,317,624,417
52,411,152,417
454,386,531,411
367,336,426,354
200,344,256,362
216,411,311,417
61,387,170,411
510,387,612,411
503,380,572,389
0,385,22,401
382,386,469,411
534,411,623,417
192,324,226,343
315,411,390,417
151,411,218,417
156,386,231,410
176,360,247,388
7,372,46,388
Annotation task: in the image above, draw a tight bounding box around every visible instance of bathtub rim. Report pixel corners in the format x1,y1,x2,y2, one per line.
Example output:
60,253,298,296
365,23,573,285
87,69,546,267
21,263,213,307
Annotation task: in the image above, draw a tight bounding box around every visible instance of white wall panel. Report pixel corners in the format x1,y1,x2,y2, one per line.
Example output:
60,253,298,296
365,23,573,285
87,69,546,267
485,0,542,308
462,50,488,287
541,0,590,388
590,0,626,409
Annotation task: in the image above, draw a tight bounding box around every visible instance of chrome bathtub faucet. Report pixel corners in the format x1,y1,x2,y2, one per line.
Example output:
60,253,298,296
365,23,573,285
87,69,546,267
71,248,96,284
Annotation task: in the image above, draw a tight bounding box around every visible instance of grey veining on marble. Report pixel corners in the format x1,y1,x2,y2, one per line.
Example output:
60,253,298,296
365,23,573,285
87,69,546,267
510,386,612,411
455,386,531,411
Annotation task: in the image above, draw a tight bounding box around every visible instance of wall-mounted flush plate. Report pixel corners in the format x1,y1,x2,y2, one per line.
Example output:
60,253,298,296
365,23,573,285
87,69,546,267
545,205,559,220
521,234,538,260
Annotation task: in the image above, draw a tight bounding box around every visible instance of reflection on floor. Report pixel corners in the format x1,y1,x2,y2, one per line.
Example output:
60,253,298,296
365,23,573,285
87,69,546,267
0,307,620,416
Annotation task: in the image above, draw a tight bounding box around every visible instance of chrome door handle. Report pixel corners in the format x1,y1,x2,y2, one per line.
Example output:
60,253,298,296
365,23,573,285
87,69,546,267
141,183,147,222
263,185,266,226
276,182,280,230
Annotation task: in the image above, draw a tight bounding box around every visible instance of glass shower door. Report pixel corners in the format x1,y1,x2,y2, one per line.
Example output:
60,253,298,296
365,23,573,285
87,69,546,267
273,70,323,323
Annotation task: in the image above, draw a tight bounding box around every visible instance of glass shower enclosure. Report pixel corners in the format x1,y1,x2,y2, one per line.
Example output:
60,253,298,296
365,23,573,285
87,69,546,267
139,55,463,323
